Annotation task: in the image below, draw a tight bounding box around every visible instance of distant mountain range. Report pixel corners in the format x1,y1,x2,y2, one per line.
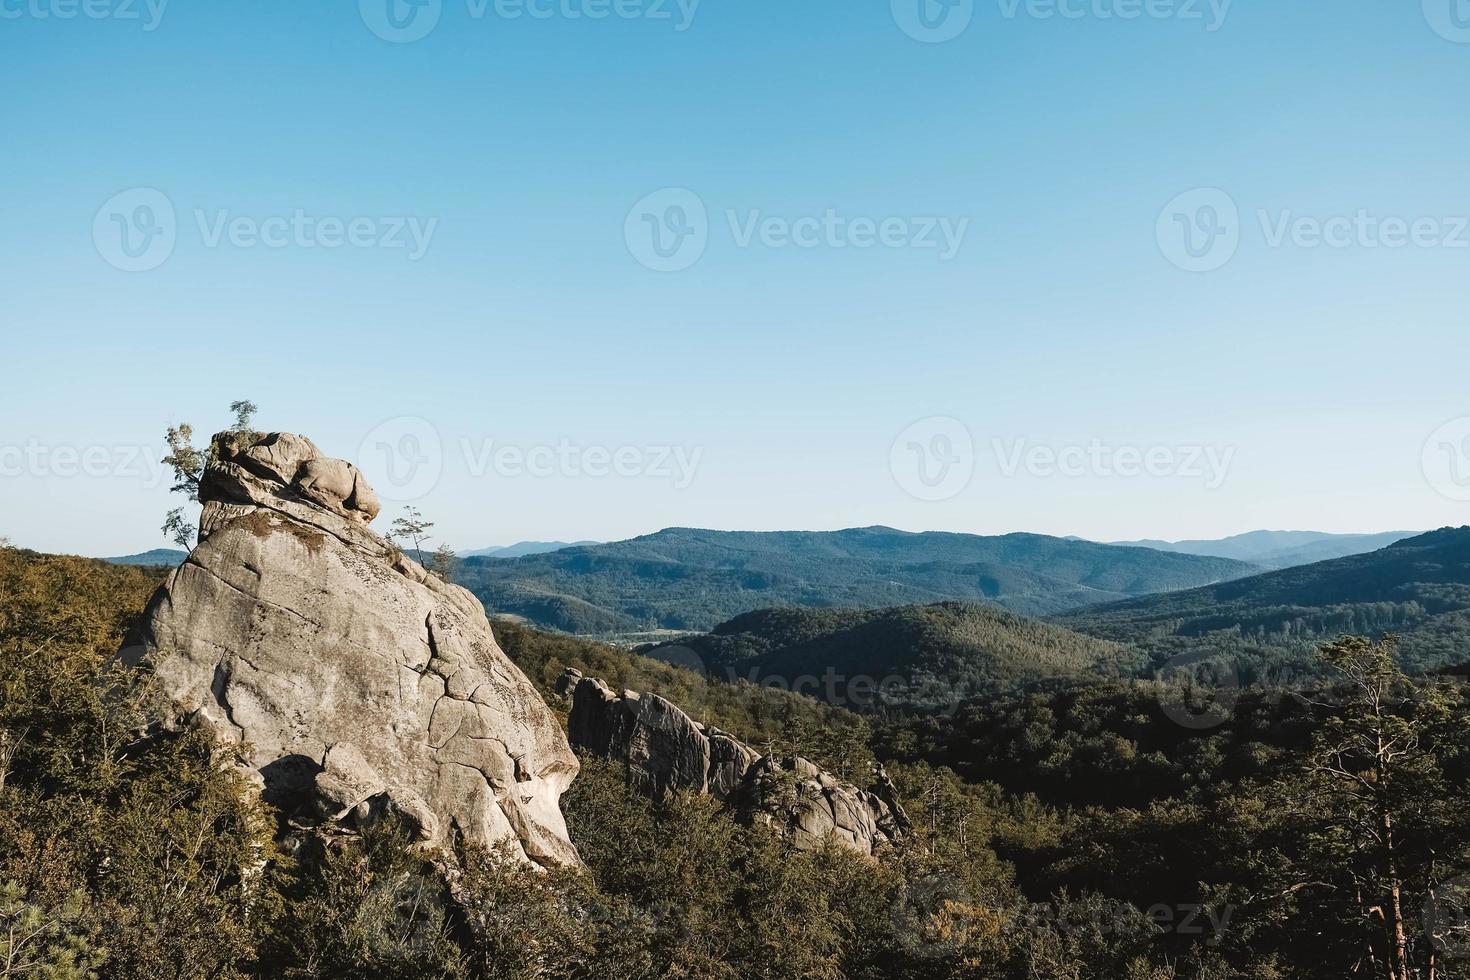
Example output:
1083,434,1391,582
101,541,591,567
464,540,600,559
95,529,1401,580
453,526,1258,633
94,526,1470,680
1104,529,1419,570
101,548,187,566
647,528,1470,703
1063,527,1470,674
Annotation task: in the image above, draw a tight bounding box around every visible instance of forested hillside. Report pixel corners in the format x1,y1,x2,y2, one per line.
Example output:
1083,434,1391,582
453,526,1257,633
644,601,1139,709
1063,526,1470,677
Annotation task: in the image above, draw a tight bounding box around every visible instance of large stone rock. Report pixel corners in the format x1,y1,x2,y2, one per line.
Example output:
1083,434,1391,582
706,727,760,799
565,671,908,857
742,755,909,856
566,676,710,799
126,431,579,867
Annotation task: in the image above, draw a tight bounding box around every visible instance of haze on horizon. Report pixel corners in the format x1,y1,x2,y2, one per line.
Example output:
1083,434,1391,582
4,2,1469,557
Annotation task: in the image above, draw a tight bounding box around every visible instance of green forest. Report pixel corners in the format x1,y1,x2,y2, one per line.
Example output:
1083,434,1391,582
1062,527,1470,678
8,544,1470,978
449,527,1258,632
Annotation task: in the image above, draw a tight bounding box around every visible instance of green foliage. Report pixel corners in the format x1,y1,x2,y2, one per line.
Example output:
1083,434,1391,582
430,543,460,583
161,423,206,502
159,400,263,548
873,680,1313,811
1064,527,1470,676
258,822,467,979
506,605,1470,977
497,626,1247,978
0,883,100,979
454,839,653,979
0,547,277,979
562,757,1018,980
659,601,1139,710
1262,636,1470,978
386,506,435,558
228,401,259,436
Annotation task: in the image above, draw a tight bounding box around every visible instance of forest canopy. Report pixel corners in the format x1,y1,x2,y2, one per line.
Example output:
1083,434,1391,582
6,544,1470,978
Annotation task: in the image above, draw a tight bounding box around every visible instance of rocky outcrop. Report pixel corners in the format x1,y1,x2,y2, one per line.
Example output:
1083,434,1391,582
125,432,579,867
707,729,760,799
563,669,908,857
744,755,912,856
566,675,711,799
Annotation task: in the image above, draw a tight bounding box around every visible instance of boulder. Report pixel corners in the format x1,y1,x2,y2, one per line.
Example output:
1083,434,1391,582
313,742,387,821
741,754,897,856
125,431,579,867
553,667,583,699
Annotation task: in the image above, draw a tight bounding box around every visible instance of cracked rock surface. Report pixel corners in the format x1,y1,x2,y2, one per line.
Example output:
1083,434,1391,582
126,432,580,867
564,671,909,857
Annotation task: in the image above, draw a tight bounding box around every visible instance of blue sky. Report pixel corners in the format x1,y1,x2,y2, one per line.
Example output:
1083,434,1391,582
3,0,1469,556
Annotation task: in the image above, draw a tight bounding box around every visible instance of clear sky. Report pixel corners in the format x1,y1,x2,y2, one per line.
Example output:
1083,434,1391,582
4,0,1469,556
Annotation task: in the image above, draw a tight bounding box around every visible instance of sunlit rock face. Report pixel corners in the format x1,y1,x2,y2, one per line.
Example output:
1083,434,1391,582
563,669,909,857
127,431,580,867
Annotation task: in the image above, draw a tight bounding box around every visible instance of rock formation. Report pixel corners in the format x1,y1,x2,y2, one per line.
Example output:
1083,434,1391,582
561,669,909,857
125,431,580,867
563,670,711,799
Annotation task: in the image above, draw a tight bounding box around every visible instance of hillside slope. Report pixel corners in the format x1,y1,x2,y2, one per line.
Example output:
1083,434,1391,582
1063,527,1470,674
101,548,187,566
457,526,1257,632
464,540,598,559
645,601,1138,709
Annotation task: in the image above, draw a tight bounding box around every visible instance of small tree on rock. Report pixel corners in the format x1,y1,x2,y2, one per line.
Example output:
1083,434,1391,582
387,507,435,559
430,543,459,583
160,400,261,549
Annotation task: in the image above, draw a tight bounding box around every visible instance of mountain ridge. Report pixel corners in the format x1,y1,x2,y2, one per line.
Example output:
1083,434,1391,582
1062,526,1470,674
454,526,1259,633
1104,529,1419,569
464,539,600,559
99,548,188,566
